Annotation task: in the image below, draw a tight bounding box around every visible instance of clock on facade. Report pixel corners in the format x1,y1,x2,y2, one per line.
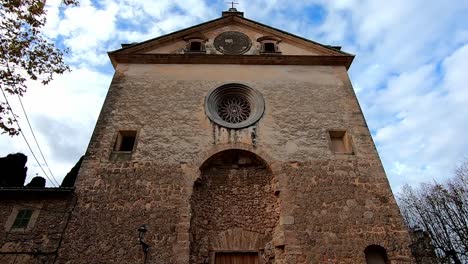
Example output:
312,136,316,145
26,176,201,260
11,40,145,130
214,31,252,55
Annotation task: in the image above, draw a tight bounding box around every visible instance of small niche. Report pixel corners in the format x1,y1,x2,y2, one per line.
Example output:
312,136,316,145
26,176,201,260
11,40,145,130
328,130,353,154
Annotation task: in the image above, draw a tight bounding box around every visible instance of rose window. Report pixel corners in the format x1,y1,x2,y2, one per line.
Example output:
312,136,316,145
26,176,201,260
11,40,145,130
218,96,251,123
205,83,265,129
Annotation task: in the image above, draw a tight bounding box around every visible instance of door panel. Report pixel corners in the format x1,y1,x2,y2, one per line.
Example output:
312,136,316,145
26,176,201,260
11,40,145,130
215,252,259,264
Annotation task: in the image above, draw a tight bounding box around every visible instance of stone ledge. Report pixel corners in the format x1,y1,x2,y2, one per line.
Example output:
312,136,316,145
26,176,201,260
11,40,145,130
109,53,354,69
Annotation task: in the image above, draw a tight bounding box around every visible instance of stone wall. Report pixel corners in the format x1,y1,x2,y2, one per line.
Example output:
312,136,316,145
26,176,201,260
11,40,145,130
277,159,412,263
0,195,73,264
56,163,187,264
81,64,380,163
54,63,413,263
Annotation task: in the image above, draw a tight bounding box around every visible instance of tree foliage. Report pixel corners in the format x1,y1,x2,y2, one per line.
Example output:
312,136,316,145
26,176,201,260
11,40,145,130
398,161,468,263
0,0,78,136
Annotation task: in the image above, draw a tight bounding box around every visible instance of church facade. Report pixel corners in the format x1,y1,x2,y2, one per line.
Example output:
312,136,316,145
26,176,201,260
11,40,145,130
1,9,414,264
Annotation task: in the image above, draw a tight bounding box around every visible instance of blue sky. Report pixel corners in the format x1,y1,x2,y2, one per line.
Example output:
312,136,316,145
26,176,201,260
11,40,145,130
1,0,467,192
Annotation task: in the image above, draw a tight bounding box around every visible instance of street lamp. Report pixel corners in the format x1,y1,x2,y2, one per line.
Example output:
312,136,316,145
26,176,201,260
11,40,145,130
137,224,149,263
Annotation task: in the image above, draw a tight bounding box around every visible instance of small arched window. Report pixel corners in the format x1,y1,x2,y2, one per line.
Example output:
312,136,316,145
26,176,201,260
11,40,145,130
365,245,389,264
257,36,281,54
183,34,207,53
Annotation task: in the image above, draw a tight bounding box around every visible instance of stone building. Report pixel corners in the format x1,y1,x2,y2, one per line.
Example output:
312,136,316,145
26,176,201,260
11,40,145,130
0,187,74,263
1,8,414,264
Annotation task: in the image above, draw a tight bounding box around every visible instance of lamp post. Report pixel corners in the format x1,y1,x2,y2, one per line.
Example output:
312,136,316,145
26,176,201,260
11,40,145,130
138,224,149,264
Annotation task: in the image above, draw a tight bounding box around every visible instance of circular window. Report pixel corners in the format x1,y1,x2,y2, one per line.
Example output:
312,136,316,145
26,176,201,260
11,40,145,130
205,84,265,129
214,31,252,55
218,95,251,123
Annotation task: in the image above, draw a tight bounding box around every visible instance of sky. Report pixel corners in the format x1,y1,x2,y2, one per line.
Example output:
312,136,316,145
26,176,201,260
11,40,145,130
0,0,467,192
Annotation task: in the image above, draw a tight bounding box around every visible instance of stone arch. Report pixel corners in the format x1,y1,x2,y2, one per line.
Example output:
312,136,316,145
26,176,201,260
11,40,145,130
365,245,390,264
189,148,280,264
192,143,278,173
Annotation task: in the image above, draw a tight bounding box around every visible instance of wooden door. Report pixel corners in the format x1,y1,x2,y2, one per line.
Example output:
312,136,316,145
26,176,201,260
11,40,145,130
215,252,259,264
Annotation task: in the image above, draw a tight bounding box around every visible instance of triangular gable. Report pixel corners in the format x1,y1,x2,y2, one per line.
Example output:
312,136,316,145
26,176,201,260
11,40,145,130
110,16,227,55
113,15,351,56
109,14,354,69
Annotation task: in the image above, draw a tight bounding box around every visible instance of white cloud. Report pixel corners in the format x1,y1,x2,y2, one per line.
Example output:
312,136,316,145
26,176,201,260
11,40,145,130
0,67,110,186
239,0,468,192
316,10,349,43
443,45,468,103
41,0,219,67
372,44,468,191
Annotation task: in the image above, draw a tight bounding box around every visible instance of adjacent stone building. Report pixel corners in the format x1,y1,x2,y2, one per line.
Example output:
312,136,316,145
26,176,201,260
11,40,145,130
1,8,414,264
0,187,74,264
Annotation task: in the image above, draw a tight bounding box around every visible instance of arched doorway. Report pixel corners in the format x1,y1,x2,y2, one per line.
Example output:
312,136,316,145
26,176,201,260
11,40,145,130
189,149,280,264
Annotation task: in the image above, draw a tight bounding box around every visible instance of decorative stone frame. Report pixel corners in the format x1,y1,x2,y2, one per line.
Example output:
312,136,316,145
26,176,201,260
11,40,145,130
172,143,284,264
183,34,208,53
5,205,41,232
205,83,265,129
257,36,282,54
192,153,278,264
214,31,252,55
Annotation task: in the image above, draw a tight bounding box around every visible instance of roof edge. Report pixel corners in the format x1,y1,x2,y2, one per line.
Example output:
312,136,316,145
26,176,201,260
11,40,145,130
0,187,75,198
109,14,353,57
109,16,229,54
235,16,353,56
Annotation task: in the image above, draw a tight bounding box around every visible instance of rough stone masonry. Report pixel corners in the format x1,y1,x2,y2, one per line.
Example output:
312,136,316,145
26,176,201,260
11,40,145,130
0,10,414,264
54,62,413,263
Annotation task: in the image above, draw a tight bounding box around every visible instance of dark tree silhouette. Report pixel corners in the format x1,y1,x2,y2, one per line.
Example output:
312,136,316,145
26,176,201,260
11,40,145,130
26,176,46,187
0,152,28,186
61,155,83,187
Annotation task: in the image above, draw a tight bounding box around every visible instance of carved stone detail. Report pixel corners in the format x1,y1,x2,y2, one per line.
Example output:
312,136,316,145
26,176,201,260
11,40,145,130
205,83,265,129
214,31,252,55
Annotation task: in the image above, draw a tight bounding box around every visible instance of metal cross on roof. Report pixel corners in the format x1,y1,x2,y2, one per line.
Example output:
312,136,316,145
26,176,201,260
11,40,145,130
226,1,239,9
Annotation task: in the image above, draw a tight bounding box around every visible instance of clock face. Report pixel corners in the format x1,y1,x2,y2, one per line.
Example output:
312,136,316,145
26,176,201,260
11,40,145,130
214,31,252,55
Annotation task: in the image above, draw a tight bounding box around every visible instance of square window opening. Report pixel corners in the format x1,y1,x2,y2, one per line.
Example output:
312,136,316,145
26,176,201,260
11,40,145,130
114,131,137,152
12,209,33,229
190,41,202,52
263,42,276,53
329,130,353,154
